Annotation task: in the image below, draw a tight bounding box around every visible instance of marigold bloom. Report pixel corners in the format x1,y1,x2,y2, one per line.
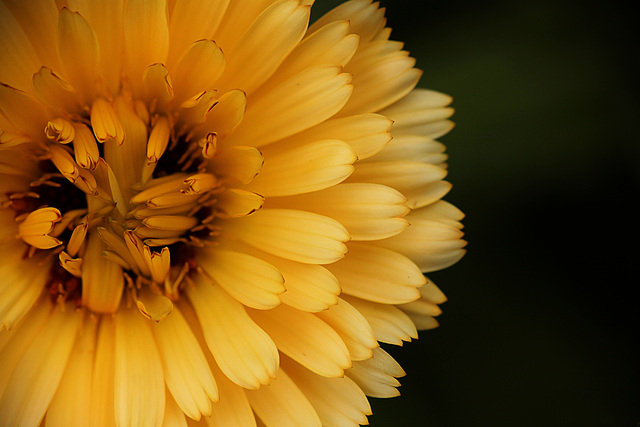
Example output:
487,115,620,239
0,0,466,426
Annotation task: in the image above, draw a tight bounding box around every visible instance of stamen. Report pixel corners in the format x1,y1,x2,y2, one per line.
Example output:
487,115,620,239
91,97,125,145
17,207,63,249
45,118,75,144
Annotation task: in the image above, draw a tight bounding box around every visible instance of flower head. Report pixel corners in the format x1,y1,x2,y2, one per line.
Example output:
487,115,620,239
0,0,466,425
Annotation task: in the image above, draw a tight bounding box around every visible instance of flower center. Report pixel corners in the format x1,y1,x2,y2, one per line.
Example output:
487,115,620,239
7,95,223,314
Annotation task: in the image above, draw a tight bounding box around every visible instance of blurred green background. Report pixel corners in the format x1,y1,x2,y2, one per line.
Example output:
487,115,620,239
312,1,640,425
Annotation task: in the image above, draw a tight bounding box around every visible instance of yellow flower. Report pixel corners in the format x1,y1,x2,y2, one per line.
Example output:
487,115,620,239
0,0,466,426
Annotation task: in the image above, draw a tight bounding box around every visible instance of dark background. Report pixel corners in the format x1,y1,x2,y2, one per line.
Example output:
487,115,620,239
311,1,640,425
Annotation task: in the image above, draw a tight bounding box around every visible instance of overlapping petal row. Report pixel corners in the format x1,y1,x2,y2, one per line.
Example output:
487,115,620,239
0,0,466,426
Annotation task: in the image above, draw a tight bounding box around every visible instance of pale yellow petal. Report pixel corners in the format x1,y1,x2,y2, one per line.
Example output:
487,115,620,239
198,248,285,310
347,347,405,398
222,209,349,264
246,139,356,197
250,304,351,378
246,248,340,313
212,0,278,53
225,65,352,148
366,135,447,166
205,360,257,427
114,306,165,427
343,295,418,346
152,306,219,421
372,218,467,272
186,278,279,389
270,183,410,241
308,0,386,43
247,369,321,427
0,304,80,427
217,0,310,95
275,112,392,160
346,160,450,209
268,20,359,87
216,240,340,312
381,88,455,138
163,390,188,427
282,356,371,427
316,298,378,361
326,242,425,304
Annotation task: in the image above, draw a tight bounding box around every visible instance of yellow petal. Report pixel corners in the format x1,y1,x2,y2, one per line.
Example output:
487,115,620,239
45,313,96,427
206,357,257,427
82,232,125,314
250,304,351,378
246,369,321,427
198,249,285,310
216,188,264,218
0,298,50,397
152,306,219,420
90,315,117,427
343,295,418,346
0,83,48,140
0,243,50,330
91,97,125,144
114,306,165,427
269,20,359,87
167,0,230,65
32,67,81,114
282,356,371,426
173,39,226,103
162,391,188,427
246,248,340,313
0,304,80,426
326,242,424,304
57,8,100,102
225,65,352,148
0,2,41,92
372,218,467,272
124,0,169,95
247,139,355,197
2,0,59,73
222,209,349,265
276,112,392,160
209,145,262,185
189,89,246,141
272,183,410,241
217,0,310,95
186,277,279,389
135,285,173,322
346,347,405,398
316,298,378,361
346,160,450,209
308,0,386,43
